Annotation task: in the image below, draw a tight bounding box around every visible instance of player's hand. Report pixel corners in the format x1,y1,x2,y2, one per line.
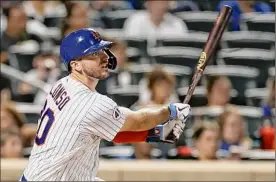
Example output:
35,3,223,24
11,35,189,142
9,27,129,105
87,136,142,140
168,103,190,122
171,119,186,140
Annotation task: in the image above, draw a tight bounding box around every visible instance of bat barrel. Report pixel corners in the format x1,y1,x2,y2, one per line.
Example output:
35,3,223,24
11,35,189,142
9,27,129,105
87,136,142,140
198,5,232,71
183,5,232,104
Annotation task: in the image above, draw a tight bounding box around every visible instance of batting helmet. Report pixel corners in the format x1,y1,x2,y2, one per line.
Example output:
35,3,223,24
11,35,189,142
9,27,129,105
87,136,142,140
60,28,117,71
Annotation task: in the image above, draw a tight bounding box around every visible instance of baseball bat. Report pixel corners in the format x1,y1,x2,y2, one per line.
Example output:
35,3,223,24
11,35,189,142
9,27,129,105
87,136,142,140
183,5,233,104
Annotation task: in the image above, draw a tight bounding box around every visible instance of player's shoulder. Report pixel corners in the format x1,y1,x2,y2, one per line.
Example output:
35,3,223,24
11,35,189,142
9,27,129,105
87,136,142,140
95,93,117,107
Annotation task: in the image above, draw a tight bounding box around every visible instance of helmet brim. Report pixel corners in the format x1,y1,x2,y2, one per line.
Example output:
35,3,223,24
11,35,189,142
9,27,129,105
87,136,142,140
82,40,113,56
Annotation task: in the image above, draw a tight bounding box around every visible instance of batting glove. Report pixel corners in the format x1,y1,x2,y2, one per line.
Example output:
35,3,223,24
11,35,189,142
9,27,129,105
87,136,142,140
168,103,190,121
146,104,191,143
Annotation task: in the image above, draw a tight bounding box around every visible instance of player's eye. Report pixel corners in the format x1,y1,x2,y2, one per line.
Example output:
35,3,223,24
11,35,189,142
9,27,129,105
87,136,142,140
91,51,100,57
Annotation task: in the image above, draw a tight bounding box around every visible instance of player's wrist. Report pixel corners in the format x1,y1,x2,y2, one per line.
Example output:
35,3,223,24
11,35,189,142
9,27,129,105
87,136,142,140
168,104,177,121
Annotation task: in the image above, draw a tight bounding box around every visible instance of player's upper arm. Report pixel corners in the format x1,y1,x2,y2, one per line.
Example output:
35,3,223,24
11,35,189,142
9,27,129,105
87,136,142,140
81,95,126,141
117,107,147,132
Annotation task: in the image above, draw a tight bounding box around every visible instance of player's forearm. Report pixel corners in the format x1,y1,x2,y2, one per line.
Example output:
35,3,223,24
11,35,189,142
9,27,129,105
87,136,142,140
119,106,170,132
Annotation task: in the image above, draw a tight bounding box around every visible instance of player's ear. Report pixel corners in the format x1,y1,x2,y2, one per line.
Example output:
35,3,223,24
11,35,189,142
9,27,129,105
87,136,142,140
70,60,82,72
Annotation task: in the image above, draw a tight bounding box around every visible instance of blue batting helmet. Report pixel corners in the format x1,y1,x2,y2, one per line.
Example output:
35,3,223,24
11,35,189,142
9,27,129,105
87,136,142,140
60,28,117,70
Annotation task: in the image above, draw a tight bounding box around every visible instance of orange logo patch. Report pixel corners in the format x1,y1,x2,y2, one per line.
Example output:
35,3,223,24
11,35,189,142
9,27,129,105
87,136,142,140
155,129,160,134
92,31,101,41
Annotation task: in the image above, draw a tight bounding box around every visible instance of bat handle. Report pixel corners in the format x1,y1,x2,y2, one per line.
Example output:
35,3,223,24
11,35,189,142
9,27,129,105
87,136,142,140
183,91,192,104
183,69,204,104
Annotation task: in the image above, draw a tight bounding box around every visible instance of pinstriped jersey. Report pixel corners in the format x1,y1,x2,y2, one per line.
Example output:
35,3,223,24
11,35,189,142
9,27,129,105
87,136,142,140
23,76,125,181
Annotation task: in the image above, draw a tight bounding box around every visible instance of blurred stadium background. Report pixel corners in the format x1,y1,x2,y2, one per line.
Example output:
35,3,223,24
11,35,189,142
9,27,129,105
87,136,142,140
0,0,275,181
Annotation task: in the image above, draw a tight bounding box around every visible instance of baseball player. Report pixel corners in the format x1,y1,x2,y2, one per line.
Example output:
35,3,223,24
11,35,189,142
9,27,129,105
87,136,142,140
20,28,191,181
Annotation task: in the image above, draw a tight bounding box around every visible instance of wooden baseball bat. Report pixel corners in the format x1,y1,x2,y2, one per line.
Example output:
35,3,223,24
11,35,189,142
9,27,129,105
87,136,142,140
183,5,233,104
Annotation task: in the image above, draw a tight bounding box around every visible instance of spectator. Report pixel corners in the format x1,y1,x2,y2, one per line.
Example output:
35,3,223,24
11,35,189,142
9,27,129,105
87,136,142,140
217,0,272,31
206,75,232,107
90,0,132,28
1,102,37,147
127,0,146,9
1,130,23,158
217,106,252,156
123,0,188,47
61,2,89,38
133,66,177,159
169,0,200,13
192,121,220,160
143,65,177,106
22,0,66,23
1,102,25,133
259,78,275,150
1,4,43,63
262,78,275,110
90,0,131,11
0,75,11,95
21,1,66,36
17,53,61,104
1,9,7,34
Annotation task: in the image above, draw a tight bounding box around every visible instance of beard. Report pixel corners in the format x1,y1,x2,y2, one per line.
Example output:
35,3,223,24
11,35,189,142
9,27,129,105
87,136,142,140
82,67,109,80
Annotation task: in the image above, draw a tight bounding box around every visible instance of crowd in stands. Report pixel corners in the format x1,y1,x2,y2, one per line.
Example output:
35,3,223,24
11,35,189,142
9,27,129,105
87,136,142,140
0,0,275,161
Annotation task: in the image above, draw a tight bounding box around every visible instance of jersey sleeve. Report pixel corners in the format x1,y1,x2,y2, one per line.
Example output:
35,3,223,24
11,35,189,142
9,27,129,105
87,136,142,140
81,94,126,141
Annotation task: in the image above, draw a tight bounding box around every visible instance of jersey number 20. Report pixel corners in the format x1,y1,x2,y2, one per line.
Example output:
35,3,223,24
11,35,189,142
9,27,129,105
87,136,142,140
35,100,55,145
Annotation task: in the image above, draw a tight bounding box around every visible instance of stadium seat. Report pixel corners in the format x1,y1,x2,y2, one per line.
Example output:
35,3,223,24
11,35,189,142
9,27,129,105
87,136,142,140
125,37,148,58
107,85,139,108
103,10,136,29
157,32,208,49
128,63,192,87
217,48,275,88
269,67,275,78
177,86,238,107
203,65,259,105
15,102,42,124
242,12,275,33
177,86,207,107
221,31,275,50
245,88,268,107
44,14,66,28
106,70,133,88
45,27,62,45
8,40,40,72
100,28,125,40
147,47,204,69
191,106,263,135
126,47,142,63
175,11,219,32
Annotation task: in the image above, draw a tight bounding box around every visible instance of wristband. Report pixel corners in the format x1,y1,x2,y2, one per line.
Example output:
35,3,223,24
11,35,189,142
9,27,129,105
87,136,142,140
168,104,177,120
146,126,163,143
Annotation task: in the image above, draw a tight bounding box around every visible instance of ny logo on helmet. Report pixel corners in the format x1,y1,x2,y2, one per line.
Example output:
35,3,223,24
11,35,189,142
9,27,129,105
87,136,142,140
92,31,101,41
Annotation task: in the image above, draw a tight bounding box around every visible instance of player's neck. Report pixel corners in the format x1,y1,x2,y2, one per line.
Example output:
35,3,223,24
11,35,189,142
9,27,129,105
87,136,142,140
70,72,98,91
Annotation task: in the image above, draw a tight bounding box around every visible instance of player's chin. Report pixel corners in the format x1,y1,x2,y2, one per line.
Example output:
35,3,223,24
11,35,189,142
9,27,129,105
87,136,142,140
99,70,110,80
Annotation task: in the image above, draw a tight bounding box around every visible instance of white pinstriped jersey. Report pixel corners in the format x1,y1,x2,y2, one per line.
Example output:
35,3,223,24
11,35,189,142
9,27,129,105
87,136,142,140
23,76,125,181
